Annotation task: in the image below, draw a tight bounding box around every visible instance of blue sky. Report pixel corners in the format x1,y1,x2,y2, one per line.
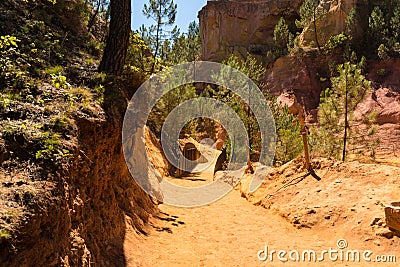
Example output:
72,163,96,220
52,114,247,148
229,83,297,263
131,0,208,32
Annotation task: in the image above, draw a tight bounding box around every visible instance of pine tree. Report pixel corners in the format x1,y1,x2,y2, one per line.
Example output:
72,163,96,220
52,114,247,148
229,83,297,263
143,0,177,73
186,21,201,61
273,17,292,55
296,0,325,52
369,6,388,42
163,21,201,65
314,62,372,161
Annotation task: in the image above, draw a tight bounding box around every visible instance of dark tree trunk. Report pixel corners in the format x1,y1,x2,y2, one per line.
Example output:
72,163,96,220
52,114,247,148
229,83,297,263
87,0,101,33
342,72,349,162
151,4,162,74
98,0,131,76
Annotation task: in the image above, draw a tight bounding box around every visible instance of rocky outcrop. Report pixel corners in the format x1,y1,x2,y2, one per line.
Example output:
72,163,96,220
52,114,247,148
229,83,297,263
300,0,387,49
299,0,357,47
356,88,400,125
263,51,330,114
199,0,303,62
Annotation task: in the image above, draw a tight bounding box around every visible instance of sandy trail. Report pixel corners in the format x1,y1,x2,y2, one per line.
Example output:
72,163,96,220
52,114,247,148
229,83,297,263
124,187,380,266
123,147,384,267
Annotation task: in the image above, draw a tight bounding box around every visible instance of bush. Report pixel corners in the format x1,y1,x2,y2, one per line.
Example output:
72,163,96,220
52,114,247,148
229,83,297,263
325,33,348,51
377,44,390,60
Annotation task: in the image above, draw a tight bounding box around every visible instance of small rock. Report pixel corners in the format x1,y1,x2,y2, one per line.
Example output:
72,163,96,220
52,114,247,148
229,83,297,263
308,209,317,214
325,215,331,220
375,228,394,239
350,208,356,212
373,240,381,246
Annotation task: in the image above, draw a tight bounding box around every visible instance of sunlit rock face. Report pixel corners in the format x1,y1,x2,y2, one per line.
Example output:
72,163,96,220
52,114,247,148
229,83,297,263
198,0,303,63
199,0,383,62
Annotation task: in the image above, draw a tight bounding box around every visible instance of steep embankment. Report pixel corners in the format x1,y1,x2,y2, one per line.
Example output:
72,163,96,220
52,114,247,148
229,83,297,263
0,0,156,265
0,79,157,267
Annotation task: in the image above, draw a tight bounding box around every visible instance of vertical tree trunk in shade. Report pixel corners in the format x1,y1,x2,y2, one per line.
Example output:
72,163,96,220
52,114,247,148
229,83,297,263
342,72,349,162
98,0,131,76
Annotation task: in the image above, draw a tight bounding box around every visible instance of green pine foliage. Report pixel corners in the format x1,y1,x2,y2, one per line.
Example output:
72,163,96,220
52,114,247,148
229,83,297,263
269,102,303,165
142,0,178,72
295,0,326,51
367,3,400,58
310,62,378,160
273,17,293,56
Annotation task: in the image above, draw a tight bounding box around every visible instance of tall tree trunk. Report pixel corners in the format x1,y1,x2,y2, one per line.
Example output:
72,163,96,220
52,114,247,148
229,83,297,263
342,71,349,161
151,22,161,73
98,0,131,76
151,4,162,74
87,0,101,34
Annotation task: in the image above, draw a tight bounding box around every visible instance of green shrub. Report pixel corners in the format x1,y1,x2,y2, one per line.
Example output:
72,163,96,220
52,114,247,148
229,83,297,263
325,33,348,51
44,65,63,76
377,44,390,60
0,228,10,240
67,87,93,108
35,131,71,162
50,73,68,89
376,68,387,76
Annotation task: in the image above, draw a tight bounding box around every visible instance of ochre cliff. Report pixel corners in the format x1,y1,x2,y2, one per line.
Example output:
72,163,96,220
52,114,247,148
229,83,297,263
199,0,303,62
0,89,158,266
199,0,379,62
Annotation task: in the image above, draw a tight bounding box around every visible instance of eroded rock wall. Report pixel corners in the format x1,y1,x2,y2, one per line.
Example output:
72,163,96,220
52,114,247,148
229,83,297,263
0,88,157,266
199,0,303,62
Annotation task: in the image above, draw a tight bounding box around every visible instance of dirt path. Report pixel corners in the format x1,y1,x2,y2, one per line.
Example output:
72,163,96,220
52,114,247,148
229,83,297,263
123,149,386,267
124,187,383,266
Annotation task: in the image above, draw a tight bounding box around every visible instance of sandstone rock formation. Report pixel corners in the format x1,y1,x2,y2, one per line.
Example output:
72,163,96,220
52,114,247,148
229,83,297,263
299,0,356,47
263,52,327,112
199,0,303,62
300,0,391,48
